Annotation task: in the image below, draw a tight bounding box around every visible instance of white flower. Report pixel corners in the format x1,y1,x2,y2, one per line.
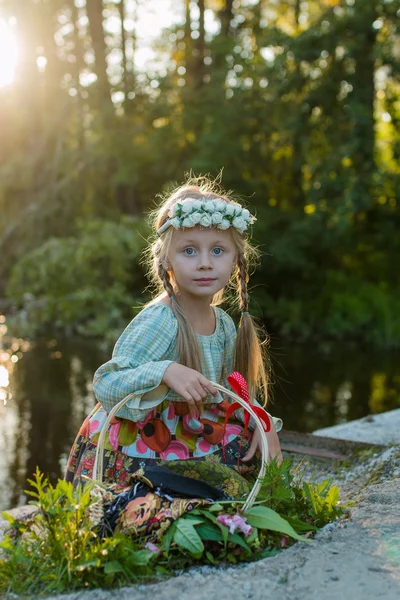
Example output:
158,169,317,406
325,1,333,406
215,200,227,212
218,218,231,230
182,217,193,228
171,203,181,216
190,211,202,224
181,200,195,213
242,208,250,221
225,204,236,216
203,200,215,212
212,212,223,224
232,204,242,215
200,214,212,227
170,217,181,229
193,200,203,210
233,216,246,231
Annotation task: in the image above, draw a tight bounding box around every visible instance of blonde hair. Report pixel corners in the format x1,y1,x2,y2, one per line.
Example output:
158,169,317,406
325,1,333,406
141,175,271,406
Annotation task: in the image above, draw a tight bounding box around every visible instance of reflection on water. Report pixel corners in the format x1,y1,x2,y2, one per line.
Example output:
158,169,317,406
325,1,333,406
0,323,106,512
269,342,400,432
0,318,399,512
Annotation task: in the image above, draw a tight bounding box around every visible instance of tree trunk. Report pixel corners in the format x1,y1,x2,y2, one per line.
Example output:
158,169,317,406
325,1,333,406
212,0,234,88
184,0,193,79
86,0,113,110
291,0,306,209
193,0,205,90
117,0,129,112
68,0,86,149
351,0,377,215
219,0,234,39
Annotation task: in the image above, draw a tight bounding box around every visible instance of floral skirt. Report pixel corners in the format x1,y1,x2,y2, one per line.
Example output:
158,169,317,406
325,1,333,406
65,411,261,500
65,406,262,542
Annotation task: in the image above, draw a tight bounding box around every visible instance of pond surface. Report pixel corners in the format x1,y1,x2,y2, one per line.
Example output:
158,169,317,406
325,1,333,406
0,329,399,512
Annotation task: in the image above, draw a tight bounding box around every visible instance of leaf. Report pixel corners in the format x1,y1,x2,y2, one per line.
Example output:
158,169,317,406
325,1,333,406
220,522,229,548
209,503,224,512
303,482,319,514
196,523,224,542
180,516,204,525
246,526,258,544
205,550,216,564
257,547,280,559
129,549,155,566
162,522,176,555
244,506,311,542
103,560,125,574
326,486,340,511
228,533,251,553
74,559,100,570
285,516,318,532
1,512,16,525
199,510,219,524
174,518,204,557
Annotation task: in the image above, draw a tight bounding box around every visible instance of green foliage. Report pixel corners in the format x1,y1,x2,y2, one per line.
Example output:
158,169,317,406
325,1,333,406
1,0,399,346
0,462,342,594
0,470,156,595
302,480,341,528
6,218,149,339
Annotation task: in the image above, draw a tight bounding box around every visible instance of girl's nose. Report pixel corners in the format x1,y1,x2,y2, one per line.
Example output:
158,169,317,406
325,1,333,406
197,251,212,269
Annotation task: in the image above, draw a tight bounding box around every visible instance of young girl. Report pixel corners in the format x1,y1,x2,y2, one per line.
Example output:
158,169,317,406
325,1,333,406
65,177,282,501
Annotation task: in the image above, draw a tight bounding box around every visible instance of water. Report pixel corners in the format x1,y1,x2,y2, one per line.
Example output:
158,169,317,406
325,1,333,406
0,332,399,512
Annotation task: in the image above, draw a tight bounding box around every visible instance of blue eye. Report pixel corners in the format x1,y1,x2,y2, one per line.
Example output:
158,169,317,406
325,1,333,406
183,248,195,255
212,247,223,255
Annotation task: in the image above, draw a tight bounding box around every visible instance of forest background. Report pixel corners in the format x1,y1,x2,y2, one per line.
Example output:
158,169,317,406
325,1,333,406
0,0,399,348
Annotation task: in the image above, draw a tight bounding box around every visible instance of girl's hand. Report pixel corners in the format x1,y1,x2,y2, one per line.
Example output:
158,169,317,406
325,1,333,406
162,362,218,414
242,422,283,465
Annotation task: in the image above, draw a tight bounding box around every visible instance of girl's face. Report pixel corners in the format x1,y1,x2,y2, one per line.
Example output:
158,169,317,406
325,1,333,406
167,226,238,300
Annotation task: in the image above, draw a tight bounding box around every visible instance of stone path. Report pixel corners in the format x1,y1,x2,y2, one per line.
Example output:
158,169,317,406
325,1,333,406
2,412,400,599
42,473,400,600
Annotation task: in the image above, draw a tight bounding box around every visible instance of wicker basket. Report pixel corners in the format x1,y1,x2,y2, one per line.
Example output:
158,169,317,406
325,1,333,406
93,382,269,512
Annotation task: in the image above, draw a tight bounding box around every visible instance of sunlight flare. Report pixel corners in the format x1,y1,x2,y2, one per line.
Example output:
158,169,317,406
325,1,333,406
0,18,18,87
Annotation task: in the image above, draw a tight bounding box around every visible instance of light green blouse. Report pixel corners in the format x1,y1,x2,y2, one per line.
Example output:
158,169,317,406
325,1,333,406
93,303,282,430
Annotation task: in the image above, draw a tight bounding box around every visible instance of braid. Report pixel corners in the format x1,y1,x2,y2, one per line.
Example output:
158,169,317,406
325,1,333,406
158,263,175,299
157,261,202,372
234,248,270,406
237,251,249,313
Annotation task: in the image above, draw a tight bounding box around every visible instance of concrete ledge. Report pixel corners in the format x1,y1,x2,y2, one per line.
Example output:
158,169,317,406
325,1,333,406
313,408,400,445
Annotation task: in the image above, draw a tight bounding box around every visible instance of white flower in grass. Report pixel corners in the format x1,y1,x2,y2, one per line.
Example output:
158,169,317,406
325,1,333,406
218,218,231,230
233,216,246,232
181,200,195,213
212,212,223,224
200,214,212,227
190,211,202,224
170,217,181,229
193,200,203,210
203,200,216,212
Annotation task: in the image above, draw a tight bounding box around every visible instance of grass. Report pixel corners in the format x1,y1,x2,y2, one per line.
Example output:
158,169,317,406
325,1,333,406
0,459,343,596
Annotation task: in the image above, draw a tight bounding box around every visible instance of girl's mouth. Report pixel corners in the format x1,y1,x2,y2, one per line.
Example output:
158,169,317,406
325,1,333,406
194,278,216,283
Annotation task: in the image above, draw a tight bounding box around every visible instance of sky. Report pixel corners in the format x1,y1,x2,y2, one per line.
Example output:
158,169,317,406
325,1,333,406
0,0,220,87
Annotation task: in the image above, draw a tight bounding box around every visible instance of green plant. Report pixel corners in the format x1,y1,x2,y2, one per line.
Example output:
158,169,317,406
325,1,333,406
0,461,343,595
0,470,156,595
6,218,149,339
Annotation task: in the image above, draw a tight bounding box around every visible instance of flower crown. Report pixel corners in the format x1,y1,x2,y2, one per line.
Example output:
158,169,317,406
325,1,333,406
157,198,256,236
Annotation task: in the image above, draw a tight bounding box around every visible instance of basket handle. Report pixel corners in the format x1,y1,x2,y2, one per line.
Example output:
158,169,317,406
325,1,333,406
93,382,269,512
